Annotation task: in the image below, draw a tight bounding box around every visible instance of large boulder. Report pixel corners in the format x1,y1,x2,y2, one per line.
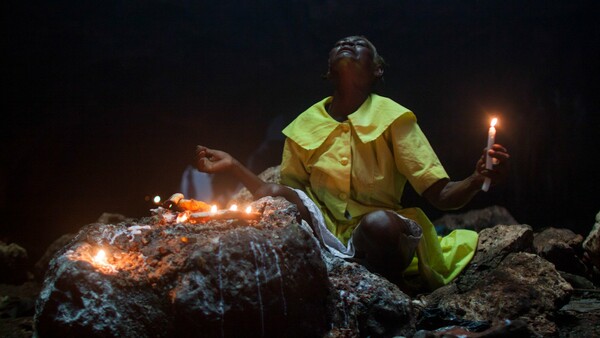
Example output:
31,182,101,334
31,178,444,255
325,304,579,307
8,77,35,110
34,197,330,337
424,224,573,337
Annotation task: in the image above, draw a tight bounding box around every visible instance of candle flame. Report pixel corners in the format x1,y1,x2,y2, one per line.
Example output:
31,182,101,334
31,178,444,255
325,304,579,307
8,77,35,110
153,195,161,204
490,118,498,127
93,249,108,265
210,205,218,214
245,206,252,214
176,212,188,223
229,204,238,211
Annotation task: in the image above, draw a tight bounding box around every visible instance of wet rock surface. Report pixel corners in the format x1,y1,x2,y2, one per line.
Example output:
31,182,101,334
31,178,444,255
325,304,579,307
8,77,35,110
323,251,415,337
34,197,329,337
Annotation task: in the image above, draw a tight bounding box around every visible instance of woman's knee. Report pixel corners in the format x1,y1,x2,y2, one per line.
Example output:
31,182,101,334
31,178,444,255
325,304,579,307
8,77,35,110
359,210,410,241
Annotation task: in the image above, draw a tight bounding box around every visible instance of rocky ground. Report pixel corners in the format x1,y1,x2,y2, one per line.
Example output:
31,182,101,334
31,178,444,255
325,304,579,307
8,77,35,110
1,189,599,337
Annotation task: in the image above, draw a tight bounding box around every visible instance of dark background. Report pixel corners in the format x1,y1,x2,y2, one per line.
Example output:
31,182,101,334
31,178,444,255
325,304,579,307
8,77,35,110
2,1,599,264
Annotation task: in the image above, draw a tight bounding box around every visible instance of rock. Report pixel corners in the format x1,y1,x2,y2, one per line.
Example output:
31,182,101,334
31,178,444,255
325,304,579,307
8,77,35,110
34,197,330,337
33,213,124,282
583,211,600,270
533,227,587,275
33,234,76,282
0,281,41,338
438,252,572,336
432,205,518,234
424,224,574,337
457,224,534,290
0,241,29,285
323,251,415,337
96,212,131,224
557,291,600,338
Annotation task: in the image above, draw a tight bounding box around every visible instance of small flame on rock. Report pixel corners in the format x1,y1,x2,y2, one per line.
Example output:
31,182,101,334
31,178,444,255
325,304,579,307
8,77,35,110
229,204,238,211
210,205,218,214
93,249,108,266
177,212,188,223
245,206,252,214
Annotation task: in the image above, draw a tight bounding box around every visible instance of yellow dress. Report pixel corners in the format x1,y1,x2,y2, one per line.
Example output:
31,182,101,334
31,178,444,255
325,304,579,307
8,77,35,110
280,94,478,289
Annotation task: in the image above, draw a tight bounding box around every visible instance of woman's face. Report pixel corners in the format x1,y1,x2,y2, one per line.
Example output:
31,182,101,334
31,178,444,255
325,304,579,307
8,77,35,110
328,36,376,69
326,36,383,83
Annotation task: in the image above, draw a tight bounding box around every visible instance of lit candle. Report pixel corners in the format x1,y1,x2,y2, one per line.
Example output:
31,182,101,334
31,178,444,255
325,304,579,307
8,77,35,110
176,212,189,223
481,118,497,192
188,204,261,222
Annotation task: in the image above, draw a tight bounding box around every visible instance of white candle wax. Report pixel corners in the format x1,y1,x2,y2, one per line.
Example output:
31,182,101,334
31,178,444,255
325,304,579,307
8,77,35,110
482,118,497,192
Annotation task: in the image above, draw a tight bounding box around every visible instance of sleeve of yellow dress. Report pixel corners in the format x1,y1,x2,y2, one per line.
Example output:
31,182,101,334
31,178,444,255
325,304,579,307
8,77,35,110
389,113,449,195
280,138,310,190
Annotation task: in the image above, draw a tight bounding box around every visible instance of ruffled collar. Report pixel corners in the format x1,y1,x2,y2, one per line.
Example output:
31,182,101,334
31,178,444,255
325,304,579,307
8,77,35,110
282,94,412,149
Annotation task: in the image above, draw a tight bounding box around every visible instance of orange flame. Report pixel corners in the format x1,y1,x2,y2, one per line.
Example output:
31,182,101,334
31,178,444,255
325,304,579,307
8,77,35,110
93,249,108,266
490,117,498,128
176,212,188,223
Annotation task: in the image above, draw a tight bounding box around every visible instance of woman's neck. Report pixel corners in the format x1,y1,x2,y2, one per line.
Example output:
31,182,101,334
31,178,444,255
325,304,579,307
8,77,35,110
327,87,370,120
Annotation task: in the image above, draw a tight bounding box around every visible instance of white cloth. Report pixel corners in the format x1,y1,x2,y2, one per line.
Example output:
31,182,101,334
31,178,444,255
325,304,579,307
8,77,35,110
292,188,423,260
293,188,356,258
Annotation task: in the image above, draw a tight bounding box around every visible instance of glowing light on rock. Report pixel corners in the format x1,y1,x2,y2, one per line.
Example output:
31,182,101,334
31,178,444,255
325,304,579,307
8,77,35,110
177,212,188,223
94,249,108,265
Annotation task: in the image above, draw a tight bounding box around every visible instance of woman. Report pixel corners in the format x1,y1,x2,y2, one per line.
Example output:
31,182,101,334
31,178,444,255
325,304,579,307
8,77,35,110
196,35,510,292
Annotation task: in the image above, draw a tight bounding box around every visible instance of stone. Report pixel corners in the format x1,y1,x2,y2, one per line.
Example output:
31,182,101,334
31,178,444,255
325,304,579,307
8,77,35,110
533,227,587,275
424,224,574,337
432,205,518,234
0,241,29,285
34,197,330,337
437,252,572,336
33,234,76,282
456,224,534,291
323,251,415,337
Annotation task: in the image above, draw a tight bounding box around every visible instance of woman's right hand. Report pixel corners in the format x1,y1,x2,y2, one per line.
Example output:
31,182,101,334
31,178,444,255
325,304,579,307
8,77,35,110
195,145,236,173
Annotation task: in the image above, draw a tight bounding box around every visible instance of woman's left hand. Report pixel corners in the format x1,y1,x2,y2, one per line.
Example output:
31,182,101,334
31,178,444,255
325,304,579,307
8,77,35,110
476,143,510,186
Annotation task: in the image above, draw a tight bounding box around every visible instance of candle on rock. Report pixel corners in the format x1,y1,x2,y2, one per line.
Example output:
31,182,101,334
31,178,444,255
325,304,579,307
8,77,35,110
188,204,261,222
481,117,497,192
90,248,117,273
